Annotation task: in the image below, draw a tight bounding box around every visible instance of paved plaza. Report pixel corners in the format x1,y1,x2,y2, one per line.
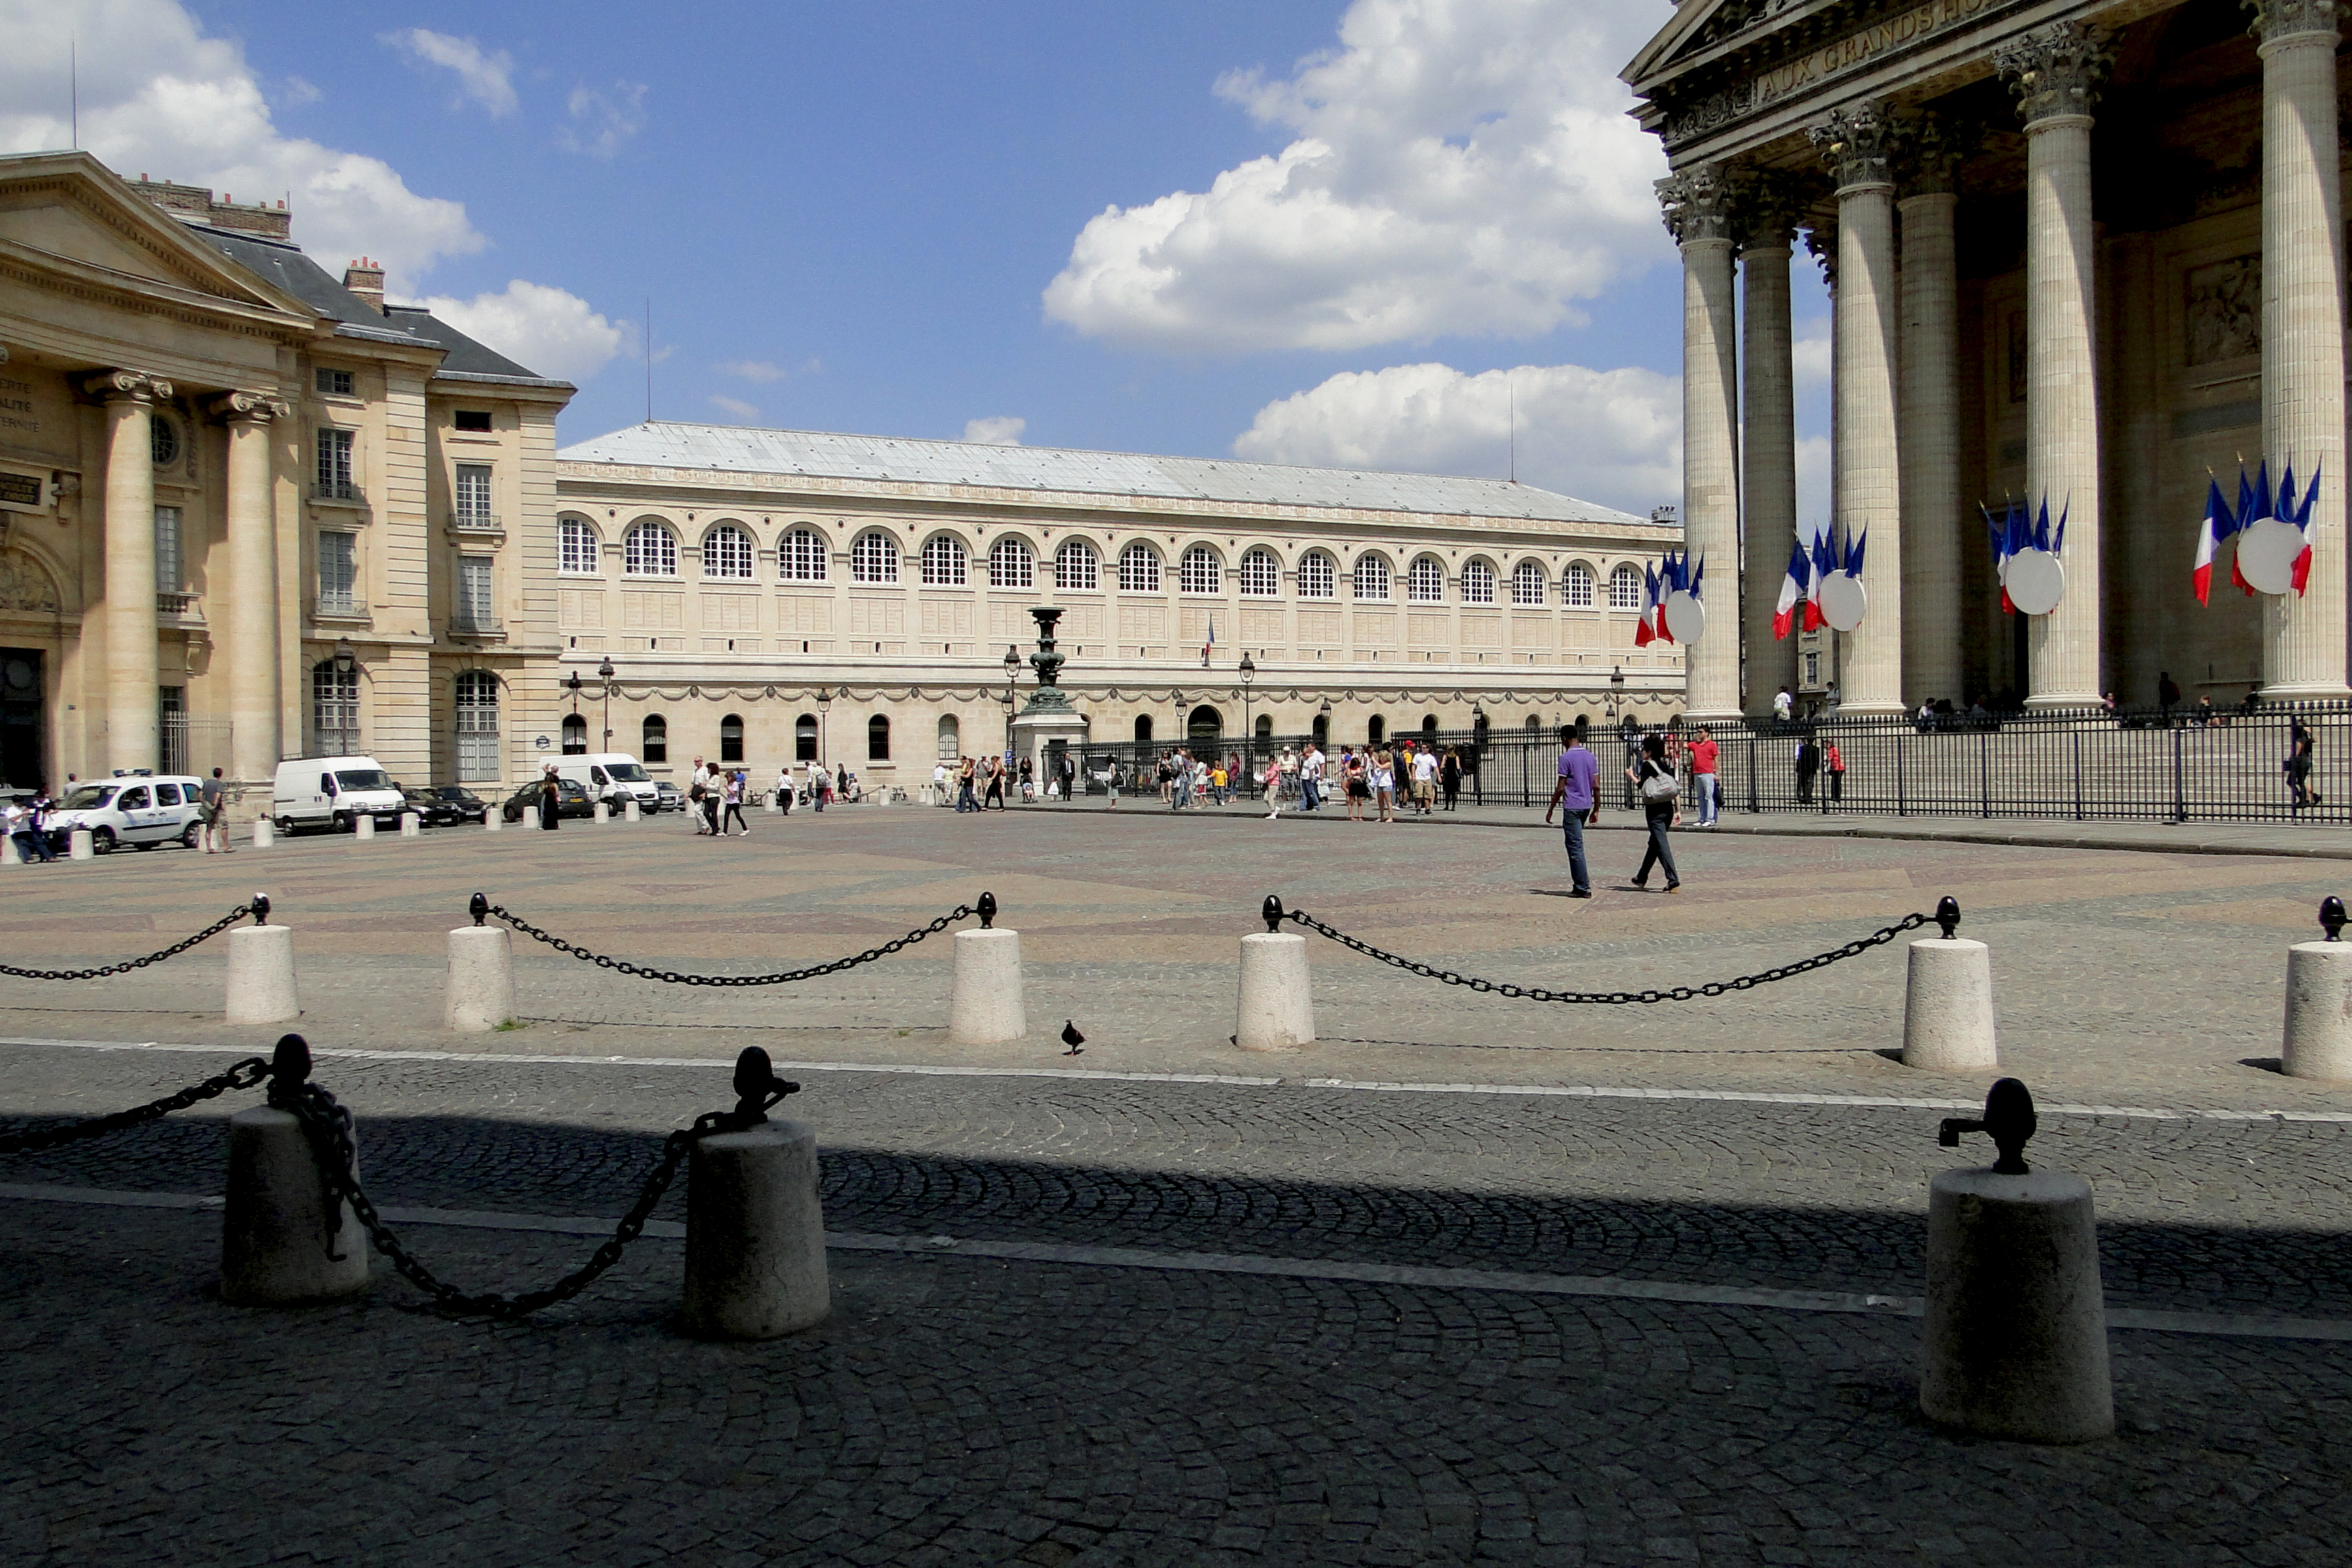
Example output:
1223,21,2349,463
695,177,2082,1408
5,804,2352,1564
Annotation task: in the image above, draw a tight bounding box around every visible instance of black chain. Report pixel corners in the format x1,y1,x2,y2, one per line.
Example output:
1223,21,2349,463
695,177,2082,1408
0,902,255,981
1284,908,1933,1004
485,903,975,987
0,1056,271,1156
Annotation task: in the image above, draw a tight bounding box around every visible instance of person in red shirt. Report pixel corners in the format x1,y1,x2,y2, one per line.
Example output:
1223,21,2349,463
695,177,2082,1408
1825,739,1845,804
1689,725,1720,827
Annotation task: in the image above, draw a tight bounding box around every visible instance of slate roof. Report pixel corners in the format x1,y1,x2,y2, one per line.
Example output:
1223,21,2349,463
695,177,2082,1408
559,423,1649,526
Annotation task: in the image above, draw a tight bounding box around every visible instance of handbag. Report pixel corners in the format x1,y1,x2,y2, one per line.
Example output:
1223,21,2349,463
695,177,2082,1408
1639,764,1680,805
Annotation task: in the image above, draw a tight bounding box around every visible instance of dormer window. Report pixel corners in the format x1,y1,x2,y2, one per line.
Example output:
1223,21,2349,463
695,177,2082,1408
454,410,492,433
316,367,355,398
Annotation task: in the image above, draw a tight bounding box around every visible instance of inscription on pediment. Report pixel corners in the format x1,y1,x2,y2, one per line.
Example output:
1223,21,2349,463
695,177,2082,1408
1663,0,2005,148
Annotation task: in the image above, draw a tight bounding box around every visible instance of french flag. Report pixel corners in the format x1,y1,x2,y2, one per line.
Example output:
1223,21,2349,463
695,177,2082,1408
2234,463,2267,596
1805,527,1832,630
1773,538,1807,639
2292,463,2322,595
2192,478,2235,605
1633,563,1659,647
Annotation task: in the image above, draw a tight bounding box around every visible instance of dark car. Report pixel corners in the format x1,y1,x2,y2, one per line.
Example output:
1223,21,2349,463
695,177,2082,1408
652,780,685,813
502,777,593,823
431,785,489,823
397,785,469,828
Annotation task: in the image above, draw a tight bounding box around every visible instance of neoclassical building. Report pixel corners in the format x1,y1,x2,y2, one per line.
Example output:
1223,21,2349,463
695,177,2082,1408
0,152,573,796
1626,0,2350,715
551,423,1684,785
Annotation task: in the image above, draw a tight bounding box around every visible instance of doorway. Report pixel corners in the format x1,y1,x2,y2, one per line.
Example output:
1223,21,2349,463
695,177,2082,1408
1,649,44,791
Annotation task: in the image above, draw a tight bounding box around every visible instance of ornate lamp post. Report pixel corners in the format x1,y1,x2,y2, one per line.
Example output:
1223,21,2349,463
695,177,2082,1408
1174,692,1189,743
1002,644,1021,761
1605,666,1627,723
1238,652,1256,769
815,686,832,764
333,638,357,679
598,656,617,747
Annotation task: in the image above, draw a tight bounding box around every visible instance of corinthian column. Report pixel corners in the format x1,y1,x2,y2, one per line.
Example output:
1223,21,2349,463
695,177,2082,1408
2252,0,2350,696
1810,103,1904,714
1660,162,1742,720
1735,174,1801,715
213,392,290,779
1898,116,1967,708
86,370,170,774
1997,23,2111,708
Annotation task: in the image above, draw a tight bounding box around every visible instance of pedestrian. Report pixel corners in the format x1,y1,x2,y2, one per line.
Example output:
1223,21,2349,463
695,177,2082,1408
1688,725,1719,827
1018,755,1035,802
1542,727,1598,897
1261,751,1283,819
2288,716,2320,808
200,766,232,853
808,757,828,813
7,794,55,864
722,770,750,835
1625,734,1682,892
1342,748,1367,821
1411,744,1438,815
2194,696,2216,728
932,759,949,806
981,755,1003,811
957,755,978,813
777,764,796,815
1300,741,1324,812
1825,739,1845,803
1209,760,1228,805
538,765,562,831
1157,752,1173,805
1105,760,1122,805
1773,685,1794,724
1794,737,1817,804
1371,745,1396,824
1058,751,1076,803
702,763,723,835
1440,747,1461,811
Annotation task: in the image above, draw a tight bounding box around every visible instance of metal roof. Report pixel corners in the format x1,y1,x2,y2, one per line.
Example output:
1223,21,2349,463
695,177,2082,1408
557,422,1649,525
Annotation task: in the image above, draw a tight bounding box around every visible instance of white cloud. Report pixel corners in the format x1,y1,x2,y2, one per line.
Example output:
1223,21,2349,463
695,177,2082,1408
708,394,761,422
962,416,1027,446
278,76,322,108
1791,316,1831,389
1045,0,1674,354
0,0,483,289
1233,361,1678,515
379,29,517,118
1794,434,1831,538
414,280,623,384
559,82,647,158
719,359,784,382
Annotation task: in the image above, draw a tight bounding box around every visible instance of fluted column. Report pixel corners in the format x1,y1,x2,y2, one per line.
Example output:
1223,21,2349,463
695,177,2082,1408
1997,24,2111,708
1810,103,1904,714
213,391,290,779
1661,163,1742,720
1736,176,1801,715
2253,0,2350,696
86,371,169,774
1898,117,1967,708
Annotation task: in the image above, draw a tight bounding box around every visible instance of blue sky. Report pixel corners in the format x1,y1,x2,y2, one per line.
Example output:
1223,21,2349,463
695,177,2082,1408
5,0,1833,518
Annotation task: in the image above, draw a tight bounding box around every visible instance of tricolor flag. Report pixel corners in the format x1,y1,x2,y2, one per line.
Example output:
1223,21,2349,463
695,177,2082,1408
2292,463,2323,595
1773,538,1808,639
2191,478,2236,605
1634,563,1661,647
1806,527,1832,630
2234,462,2270,596
1201,613,1215,665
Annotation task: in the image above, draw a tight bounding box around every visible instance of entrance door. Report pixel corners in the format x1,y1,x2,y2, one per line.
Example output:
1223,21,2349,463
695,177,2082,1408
0,649,42,791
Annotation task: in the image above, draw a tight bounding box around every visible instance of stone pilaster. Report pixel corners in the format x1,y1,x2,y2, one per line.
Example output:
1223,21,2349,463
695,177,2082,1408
1734,172,1803,715
84,370,170,774
1810,101,1904,714
1996,22,2111,708
2249,0,2351,695
212,391,291,779
1897,116,1969,708
1659,163,1742,720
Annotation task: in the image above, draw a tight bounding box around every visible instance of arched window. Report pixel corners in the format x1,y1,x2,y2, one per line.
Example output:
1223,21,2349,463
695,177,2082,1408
1407,557,1445,603
851,532,898,584
796,714,818,761
1312,712,1330,747
1134,715,1154,742
623,520,678,576
1608,564,1643,610
989,536,1034,589
561,714,587,754
719,714,745,764
936,715,960,761
1179,546,1222,595
1255,715,1273,740
921,534,968,586
642,713,668,764
1564,563,1596,608
780,527,828,583
1056,540,1098,591
1512,561,1547,606
1187,704,1223,739
1367,715,1386,747
1421,714,1440,740
1238,549,1281,597
867,715,891,760
702,524,753,580
1352,555,1391,600
311,659,359,754
1460,559,1496,604
1298,551,1335,600
455,670,500,781
559,518,599,575
1524,715,1544,734
1118,542,1160,593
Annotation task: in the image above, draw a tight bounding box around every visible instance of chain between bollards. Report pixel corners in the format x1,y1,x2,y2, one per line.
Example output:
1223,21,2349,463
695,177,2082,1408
480,897,987,986
0,896,267,982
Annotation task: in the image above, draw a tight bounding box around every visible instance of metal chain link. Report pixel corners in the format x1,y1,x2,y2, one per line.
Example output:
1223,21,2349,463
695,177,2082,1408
1284,908,1933,1004
0,902,256,982
0,1056,271,1156
485,902,975,987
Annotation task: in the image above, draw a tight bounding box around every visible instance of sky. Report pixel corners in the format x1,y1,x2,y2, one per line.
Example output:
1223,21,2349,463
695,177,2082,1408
1,0,1833,520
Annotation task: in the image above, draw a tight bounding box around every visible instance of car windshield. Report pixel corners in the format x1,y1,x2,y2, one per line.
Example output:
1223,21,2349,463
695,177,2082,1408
435,787,473,800
333,769,391,791
600,762,648,782
59,785,117,811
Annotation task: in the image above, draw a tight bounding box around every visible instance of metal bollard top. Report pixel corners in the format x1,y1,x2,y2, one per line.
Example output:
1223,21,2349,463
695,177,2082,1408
250,892,270,926
1262,894,1285,933
977,890,996,930
1937,1077,2037,1175
470,892,489,927
725,1046,800,1130
265,1032,312,1107
2323,896,2347,943
1934,896,1961,940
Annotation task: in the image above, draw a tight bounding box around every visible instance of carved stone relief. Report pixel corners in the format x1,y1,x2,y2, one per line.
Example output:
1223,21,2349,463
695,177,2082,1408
2185,255,2261,365
0,549,61,613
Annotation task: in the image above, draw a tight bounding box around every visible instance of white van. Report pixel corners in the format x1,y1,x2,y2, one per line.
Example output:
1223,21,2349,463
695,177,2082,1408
271,755,407,834
46,772,208,853
553,753,660,809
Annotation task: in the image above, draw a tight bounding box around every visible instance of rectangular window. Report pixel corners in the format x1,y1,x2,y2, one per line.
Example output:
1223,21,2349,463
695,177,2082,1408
454,463,493,523
318,532,357,615
316,427,355,496
315,367,355,398
458,557,493,626
153,505,183,593
453,410,493,433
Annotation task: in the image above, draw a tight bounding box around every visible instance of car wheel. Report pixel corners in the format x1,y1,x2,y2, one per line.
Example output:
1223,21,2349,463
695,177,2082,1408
331,812,350,834
275,816,295,837
180,821,202,849
91,828,116,854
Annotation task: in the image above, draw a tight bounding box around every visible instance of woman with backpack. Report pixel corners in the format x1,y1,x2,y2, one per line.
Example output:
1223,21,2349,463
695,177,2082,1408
1625,733,1682,892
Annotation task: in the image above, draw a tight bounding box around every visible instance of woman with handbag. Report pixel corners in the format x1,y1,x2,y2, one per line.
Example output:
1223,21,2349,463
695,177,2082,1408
1625,733,1682,892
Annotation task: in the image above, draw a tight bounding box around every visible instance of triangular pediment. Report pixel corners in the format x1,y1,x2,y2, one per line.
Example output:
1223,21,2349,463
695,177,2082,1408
1625,0,1836,93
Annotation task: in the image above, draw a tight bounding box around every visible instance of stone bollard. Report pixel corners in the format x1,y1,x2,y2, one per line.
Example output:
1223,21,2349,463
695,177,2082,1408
1,832,18,866
1919,1079,2112,1443
593,800,610,823
220,1034,369,1305
949,892,1024,1045
353,814,375,840
399,811,422,838
252,817,274,849
766,792,781,813
69,828,93,860
680,1049,829,1339
625,798,641,823
2282,897,2352,1080
445,894,514,1032
1236,896,1316,1051
225,897,299,1024
485,810,503,832
1902,897,1996,1071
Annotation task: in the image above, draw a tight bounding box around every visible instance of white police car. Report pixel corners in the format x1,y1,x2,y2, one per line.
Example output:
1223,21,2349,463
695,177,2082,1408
46,772,209,853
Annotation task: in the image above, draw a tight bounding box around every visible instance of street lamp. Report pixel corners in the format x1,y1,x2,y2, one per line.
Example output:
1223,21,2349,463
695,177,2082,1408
1605,665,1626,722
1002,645,1021,766
598,656,616,747
333,638,357,678
1238,653,1256,769
815,686,832,765
1174,691,1189,747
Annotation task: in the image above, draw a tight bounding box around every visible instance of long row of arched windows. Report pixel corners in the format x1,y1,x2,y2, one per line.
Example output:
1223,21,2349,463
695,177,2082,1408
566,514,1646,608
574,711,894,766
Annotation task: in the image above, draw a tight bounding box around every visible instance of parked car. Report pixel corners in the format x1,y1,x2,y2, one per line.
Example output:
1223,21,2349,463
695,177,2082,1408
429,785,488,823
501,777,593,823
44,773,208,853
397,785,470,828
652,780,685,813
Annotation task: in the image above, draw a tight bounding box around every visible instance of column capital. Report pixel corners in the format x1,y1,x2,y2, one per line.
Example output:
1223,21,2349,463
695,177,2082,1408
1895,114,1977,198
2244,0,2345,44
1994,22,2112,127
208,390,291,425
80,369,172,404
1803,216,1839,289
1809,101,1895,193
1656,162,1735,247
1727,167,1811,252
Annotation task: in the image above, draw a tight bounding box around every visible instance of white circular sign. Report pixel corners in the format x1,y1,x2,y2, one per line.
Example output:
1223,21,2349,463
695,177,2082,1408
1662,589,1706,644
2004,546,2066,617
2237,517,2306,596
1818,572,1868,633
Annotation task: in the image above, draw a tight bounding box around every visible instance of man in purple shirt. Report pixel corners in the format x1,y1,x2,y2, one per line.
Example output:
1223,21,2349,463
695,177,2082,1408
1542,727,1598,897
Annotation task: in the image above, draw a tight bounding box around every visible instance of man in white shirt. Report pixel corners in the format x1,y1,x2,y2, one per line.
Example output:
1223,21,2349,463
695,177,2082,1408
1773,686,1794,723
1300,744,1325,811
1411,747,1439,815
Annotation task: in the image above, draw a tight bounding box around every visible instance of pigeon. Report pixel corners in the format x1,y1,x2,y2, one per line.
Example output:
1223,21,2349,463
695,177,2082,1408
1061,1019,1085,1056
